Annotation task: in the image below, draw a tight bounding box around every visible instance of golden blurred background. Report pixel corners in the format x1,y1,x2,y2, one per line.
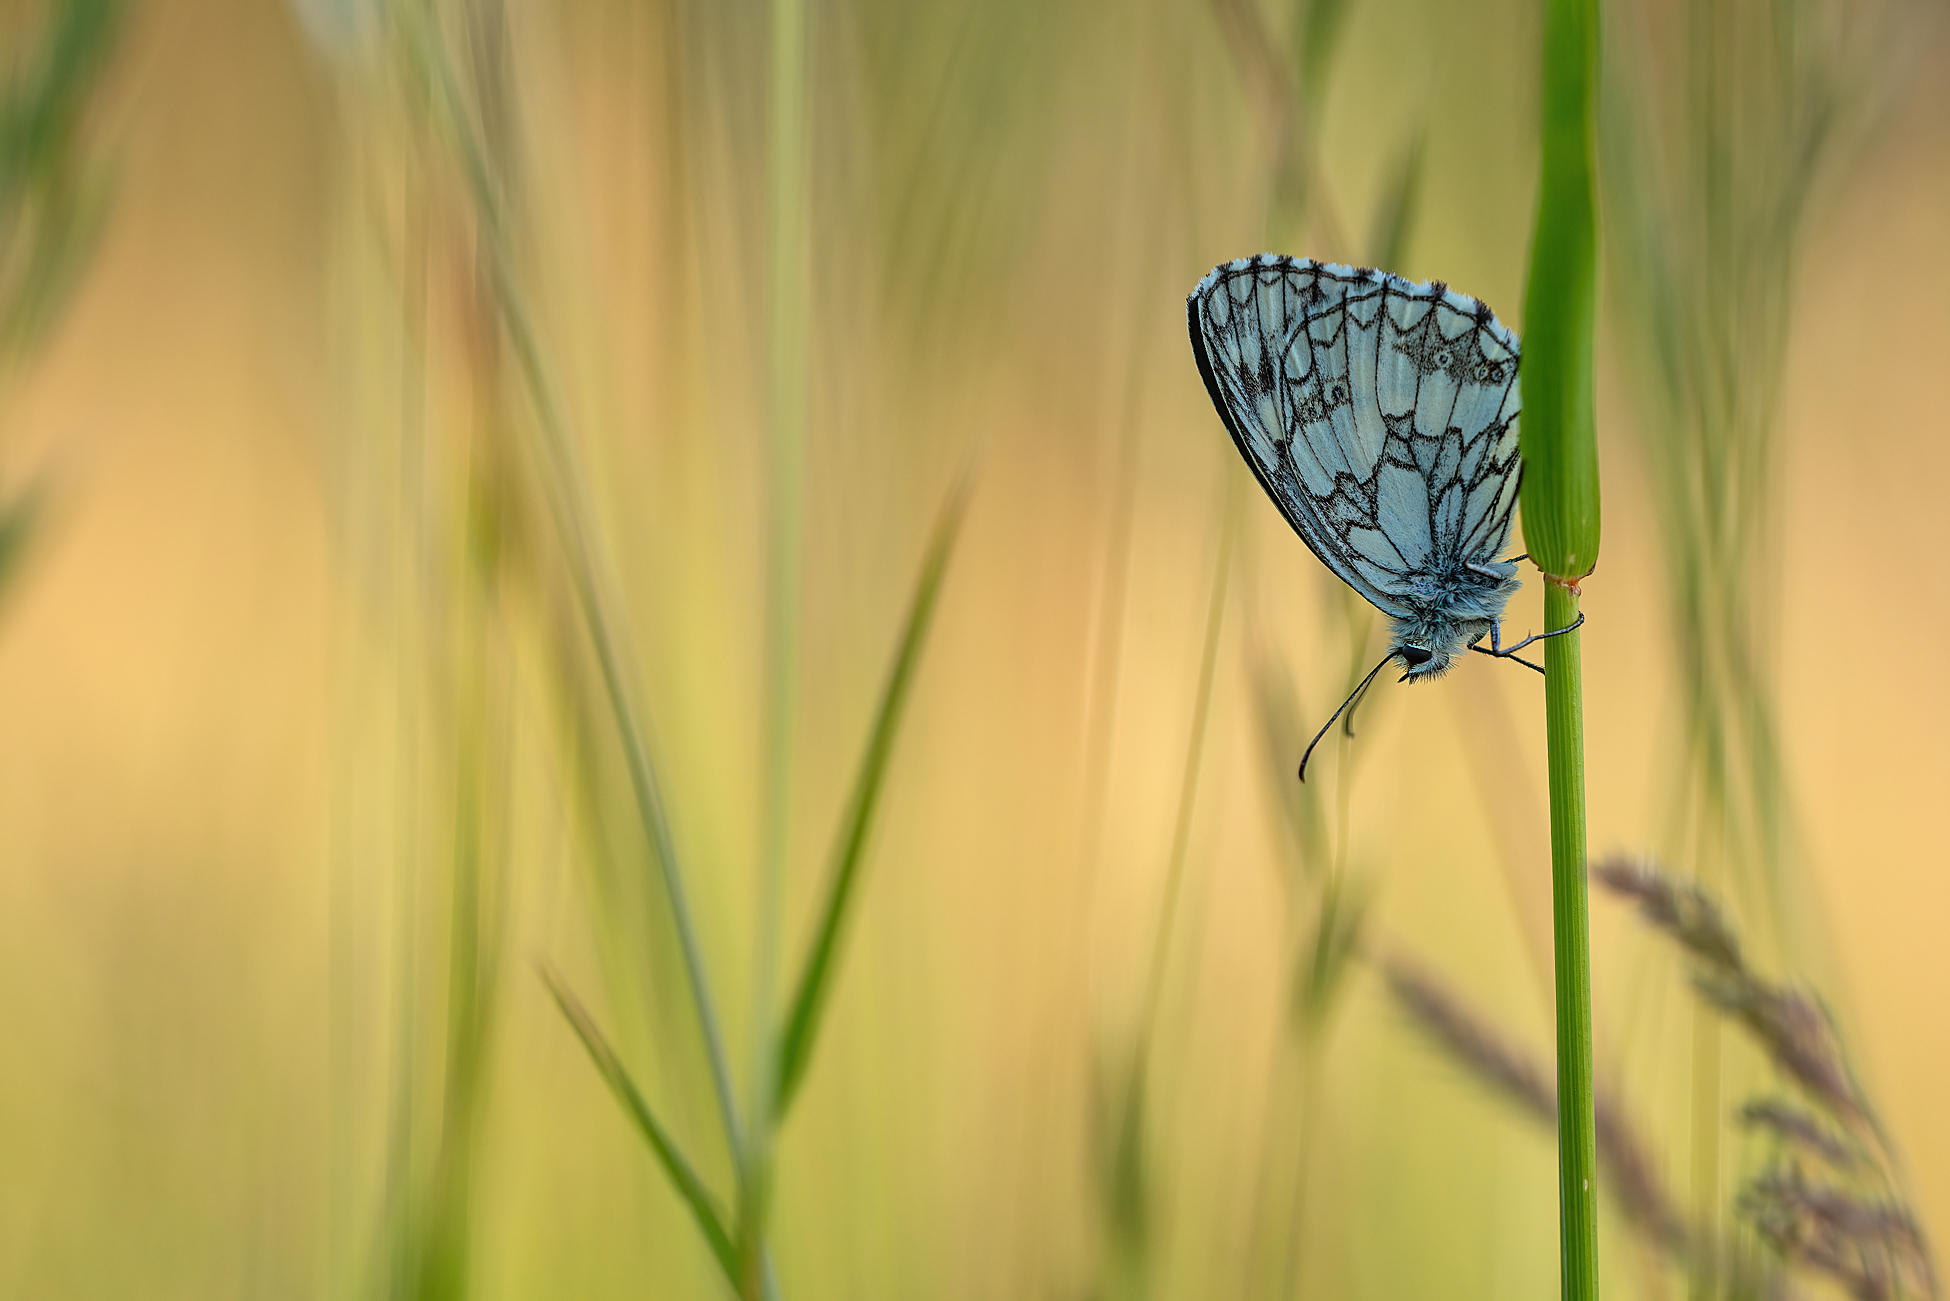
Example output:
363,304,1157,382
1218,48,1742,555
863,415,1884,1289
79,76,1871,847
0,0,1945,1296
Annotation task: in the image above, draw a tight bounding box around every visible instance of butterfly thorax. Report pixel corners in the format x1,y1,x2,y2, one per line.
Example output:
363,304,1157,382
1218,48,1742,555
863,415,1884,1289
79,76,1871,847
1388,561,1522,679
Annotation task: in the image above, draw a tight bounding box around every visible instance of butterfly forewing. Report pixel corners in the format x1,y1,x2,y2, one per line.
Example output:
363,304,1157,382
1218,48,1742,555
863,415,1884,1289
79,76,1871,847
1188,256,1523,616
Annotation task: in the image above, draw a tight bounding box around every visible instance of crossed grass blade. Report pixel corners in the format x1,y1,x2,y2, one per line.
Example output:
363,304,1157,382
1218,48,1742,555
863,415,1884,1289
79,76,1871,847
774,470,972,1119
539,962,740,1286
399,0,747,1171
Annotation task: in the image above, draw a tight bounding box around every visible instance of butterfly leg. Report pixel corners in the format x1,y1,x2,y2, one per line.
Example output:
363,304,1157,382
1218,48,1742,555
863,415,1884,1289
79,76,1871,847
1467,552,1532,584
1471,643,1545,675
1487,610,1585,656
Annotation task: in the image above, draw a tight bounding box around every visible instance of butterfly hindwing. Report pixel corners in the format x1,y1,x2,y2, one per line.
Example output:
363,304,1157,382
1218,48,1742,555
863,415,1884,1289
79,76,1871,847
1188,256,1522,615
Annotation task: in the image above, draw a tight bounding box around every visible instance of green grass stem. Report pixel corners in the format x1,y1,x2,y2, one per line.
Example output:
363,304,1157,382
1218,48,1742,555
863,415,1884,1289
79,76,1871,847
1520,0,1603,1294
775,474,971,1119
1544,579,1597,1300
539,964,740,1284
1519,0,1601,585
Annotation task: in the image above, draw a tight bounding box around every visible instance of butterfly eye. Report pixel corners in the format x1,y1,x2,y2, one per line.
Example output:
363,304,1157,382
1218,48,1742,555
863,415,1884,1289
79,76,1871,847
1399,645,1433,669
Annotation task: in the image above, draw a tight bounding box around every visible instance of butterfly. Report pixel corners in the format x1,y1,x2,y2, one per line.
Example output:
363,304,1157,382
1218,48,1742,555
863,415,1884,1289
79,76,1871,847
1186,254,1580,778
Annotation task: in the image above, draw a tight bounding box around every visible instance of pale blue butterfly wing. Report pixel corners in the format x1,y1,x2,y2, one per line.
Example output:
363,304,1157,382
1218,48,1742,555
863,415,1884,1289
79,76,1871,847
1188,255,1524,676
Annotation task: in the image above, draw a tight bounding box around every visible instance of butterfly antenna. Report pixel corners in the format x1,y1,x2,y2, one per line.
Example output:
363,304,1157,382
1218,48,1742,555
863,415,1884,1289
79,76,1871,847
1298,651,1397,783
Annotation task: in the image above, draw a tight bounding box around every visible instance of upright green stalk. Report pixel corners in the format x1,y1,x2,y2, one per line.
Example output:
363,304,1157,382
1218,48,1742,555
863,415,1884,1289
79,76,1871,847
1541,579,1595,1299
402,0,748,1185
1519,0,1602,1295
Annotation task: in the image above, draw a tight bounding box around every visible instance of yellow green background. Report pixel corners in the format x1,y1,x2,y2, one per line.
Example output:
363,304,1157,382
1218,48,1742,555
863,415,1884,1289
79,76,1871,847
0,0,1944,1295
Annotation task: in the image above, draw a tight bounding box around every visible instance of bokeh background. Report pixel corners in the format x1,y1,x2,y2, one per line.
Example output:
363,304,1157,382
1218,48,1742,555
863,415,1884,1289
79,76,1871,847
0,0,1945,1296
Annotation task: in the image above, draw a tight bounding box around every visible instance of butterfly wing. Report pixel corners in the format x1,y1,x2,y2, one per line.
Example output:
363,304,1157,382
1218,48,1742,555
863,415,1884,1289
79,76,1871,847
1187,256,1523,611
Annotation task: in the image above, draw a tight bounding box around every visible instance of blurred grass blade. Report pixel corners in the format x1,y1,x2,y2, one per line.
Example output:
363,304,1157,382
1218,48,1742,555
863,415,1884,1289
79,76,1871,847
1295,0,1358,113
0,487,44,603
1206,0,1345,254
406,11,748,1169
1296,871,1365,1029
538,963,739,1284
774,474,972,1118
1094,1046,1150,1282
0,0,125,359
1366,123,1424,273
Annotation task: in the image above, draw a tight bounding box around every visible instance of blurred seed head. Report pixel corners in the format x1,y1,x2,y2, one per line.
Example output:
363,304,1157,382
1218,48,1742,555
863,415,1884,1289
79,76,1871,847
1739,1099,1862,1174
1739,1165,1937,1301
1591,855,1743,975
1593,855,1874,1135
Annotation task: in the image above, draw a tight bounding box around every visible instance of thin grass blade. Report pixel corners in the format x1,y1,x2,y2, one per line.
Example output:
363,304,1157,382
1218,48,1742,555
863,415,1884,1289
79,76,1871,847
538,963,739,1284
1366,123,1424,274
774,473,972,1118
0,487,42,603
1295,0,1357,112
